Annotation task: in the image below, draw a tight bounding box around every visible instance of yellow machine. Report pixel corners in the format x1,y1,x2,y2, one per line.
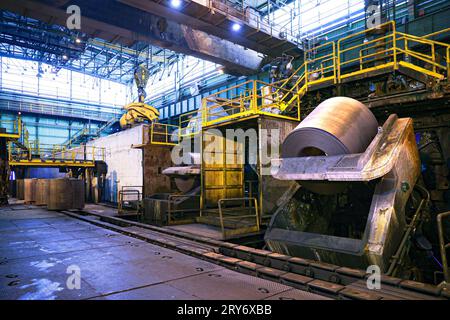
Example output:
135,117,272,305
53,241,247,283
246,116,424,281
119,102,160,128
120,64,159,128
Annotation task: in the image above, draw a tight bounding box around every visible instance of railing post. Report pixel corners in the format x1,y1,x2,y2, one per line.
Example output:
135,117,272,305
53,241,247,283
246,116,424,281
304,61,308,87
337,40,341,84
393,32,397,68
165,124,168,144
252,81,258,113
393,22,397,69
432,43,436,74
201,98,207,126
359,49,363,70
333,42,337,84
447,47,450,79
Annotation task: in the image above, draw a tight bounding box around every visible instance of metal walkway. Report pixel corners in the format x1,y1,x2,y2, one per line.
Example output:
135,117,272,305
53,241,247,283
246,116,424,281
149,22,450,146
0,117,105,168
0,204,326,300
201,21,450,127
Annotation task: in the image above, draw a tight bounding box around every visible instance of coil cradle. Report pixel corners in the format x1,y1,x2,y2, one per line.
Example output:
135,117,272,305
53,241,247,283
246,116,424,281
267,97,423,275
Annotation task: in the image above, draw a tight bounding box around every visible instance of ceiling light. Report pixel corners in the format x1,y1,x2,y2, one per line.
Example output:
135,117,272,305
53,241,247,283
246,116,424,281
232,23,241,32
170,0,182,8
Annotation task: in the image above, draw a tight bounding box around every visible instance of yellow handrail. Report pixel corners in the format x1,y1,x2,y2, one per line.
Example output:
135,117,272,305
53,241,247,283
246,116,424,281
199,21,448,128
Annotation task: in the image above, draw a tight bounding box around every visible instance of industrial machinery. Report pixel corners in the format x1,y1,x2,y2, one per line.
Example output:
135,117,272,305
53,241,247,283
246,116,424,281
120,64,160,129
0,129,8,205
266,97,443,283
118,185,143,216
143,152,201,225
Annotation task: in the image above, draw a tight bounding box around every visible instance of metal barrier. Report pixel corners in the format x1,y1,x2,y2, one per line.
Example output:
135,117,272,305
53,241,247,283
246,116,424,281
167,193,200,225
179,109,202,138
201,21,449,128
202,79,301,127
217,197,260,239
304,41,337,85
437,211,450,283
118,186,143,217
337,21,449,81
8,142,105,167
150,122,180,146
0,117,22,139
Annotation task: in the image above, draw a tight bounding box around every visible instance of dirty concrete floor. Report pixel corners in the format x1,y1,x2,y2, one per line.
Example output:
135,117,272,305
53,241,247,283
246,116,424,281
0,204,327,300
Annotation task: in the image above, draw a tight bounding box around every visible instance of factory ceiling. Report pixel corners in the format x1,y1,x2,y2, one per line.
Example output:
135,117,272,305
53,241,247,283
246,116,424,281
0,0,302,77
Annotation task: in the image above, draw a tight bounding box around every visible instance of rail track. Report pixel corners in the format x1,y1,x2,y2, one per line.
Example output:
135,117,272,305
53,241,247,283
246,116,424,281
60,209,450,300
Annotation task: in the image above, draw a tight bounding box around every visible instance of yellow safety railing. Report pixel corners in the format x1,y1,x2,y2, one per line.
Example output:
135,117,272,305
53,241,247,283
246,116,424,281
179,109,202,138
217,197,260,239
202,79,301,127
0,118,22,139
423,28,450,40
8,141,105,167
337,20,449,81
337,21,398,80
150,122,180,146
304,41,337,85
201,21,449,128
396,32,449,79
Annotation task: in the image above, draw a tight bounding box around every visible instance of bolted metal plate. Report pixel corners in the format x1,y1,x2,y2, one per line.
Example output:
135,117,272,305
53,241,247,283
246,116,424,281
166,268,326,300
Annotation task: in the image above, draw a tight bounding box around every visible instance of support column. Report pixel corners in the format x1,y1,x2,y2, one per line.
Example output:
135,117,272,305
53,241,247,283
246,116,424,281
0,130,9,205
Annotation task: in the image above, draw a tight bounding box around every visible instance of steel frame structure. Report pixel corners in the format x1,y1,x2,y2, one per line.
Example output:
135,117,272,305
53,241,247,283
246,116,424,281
0,10,179,84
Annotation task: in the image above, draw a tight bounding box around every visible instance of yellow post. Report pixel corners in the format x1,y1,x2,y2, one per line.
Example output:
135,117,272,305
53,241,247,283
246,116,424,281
359,49,363,70
305,61,309,87
150,123,154,144
201,98,207,127
431,43,436,73
337,40,341,83
393,23,397,69
252,81,258,113
165,124,168,144
8,142,12,162
447,47,450,79
333,42,337,84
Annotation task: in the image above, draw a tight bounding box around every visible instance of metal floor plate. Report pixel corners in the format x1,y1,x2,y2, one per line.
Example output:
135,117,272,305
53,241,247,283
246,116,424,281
0,205,328,300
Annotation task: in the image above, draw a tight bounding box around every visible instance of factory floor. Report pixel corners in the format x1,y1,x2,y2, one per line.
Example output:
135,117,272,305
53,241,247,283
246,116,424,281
0,203,327,300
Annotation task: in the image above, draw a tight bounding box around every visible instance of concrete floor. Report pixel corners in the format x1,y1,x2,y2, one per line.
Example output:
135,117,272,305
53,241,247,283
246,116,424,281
0,204,327,300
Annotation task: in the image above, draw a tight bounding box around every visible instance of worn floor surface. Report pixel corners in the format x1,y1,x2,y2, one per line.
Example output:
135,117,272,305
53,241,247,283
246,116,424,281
0,204,327,300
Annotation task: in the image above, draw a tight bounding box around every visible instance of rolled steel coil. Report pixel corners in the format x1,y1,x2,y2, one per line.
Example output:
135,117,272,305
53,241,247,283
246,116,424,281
281,97,379,194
